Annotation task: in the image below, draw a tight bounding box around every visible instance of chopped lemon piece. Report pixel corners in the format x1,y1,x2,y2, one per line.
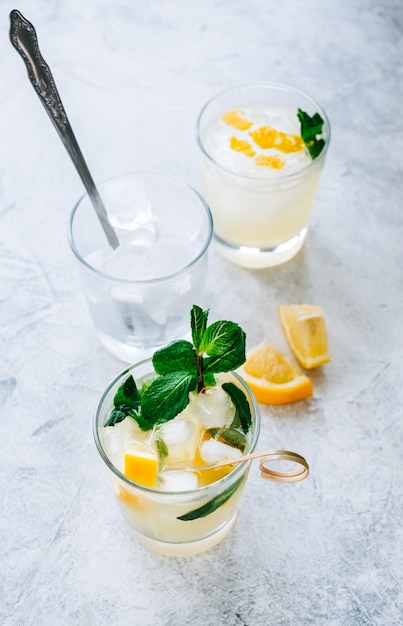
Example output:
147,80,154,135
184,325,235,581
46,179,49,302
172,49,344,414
255,154,285,169
279,305,330,369
239,343,313,405
230,136,256,157
249,126,304,153
197,466,232,487
222,109,254,130
115,485,149,511
124,450,159,487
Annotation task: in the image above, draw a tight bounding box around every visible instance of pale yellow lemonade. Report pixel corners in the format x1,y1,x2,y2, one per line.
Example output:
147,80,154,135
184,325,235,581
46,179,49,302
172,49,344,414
95,306,260,556
99,371,257,554
197,87,330,268
201,107,320,244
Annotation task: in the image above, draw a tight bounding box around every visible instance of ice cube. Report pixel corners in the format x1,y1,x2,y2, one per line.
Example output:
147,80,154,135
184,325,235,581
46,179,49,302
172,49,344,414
158,469,199,492
172,273,192,296
199,438,243,464
110,285,144,304
190,385,235,429
156,415,202,465
150,309,167,325
153,237,195,275
122,223,158,248
101,416,150,472
85,249,107,272
103,177,157,234
103,239,157,280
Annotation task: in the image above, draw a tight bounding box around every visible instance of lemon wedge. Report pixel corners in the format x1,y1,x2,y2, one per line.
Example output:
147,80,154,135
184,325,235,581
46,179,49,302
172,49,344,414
279,305,330,369
239,343,313,405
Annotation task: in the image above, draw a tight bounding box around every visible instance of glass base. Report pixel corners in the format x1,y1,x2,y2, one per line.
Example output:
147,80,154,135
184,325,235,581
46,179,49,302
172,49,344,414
97,330,155,363
128,513,237,557
214,228,307,269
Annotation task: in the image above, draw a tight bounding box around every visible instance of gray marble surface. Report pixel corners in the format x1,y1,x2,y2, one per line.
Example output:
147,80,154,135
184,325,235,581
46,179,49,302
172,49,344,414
1,0,402,624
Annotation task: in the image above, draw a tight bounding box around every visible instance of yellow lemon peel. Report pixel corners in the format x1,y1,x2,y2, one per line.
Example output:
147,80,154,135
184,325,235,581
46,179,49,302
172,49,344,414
222,109,254,130
249,126,304,153
230,136,256,157
255,154,285,169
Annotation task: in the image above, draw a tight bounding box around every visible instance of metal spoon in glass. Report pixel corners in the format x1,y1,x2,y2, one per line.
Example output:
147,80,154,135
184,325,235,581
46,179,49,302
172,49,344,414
175,449,310,483
9,10,119,250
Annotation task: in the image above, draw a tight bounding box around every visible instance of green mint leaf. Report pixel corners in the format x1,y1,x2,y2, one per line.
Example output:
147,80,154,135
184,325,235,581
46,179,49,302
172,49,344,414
152,340,197,377
222,382,252,434
104,409,127,427
128,408,152,432
141,371,198,430
207,427,247,451
297,108,326,159
177,474,245,521
113,375,141,411
191,305,209,352
104,375,144,428
307,137,325,160
202,321,246,374
203,372,216,388
156,437,169,459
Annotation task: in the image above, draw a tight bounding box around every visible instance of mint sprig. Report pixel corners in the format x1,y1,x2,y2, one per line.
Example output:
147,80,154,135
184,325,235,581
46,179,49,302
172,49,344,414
297,108,326,159
140,306,248,429
105,305,251,433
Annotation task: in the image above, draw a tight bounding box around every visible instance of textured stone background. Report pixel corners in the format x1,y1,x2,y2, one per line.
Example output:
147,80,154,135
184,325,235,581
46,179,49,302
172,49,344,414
0,0,402,624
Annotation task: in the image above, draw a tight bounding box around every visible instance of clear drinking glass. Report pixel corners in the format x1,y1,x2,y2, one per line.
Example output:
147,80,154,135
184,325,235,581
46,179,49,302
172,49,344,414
68,172,213,362
94,358,260,556
196,84,331,269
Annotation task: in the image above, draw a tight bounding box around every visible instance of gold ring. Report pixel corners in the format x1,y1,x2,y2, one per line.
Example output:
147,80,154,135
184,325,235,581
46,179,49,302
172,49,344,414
259,450,309,483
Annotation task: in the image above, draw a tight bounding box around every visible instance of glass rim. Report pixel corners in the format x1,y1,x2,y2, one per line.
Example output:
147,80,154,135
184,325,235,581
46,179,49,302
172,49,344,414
195,82,331,182
67,171,214,285
93,357,261,496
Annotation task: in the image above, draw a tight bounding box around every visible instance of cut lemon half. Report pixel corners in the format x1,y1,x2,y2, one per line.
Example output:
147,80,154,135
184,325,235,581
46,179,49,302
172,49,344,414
279,305,330,369
239,343,313,405
124,450,159,488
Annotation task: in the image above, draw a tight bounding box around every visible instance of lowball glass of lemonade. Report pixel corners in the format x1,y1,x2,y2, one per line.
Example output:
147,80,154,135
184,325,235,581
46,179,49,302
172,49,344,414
196,84,331,269
94,306,260,556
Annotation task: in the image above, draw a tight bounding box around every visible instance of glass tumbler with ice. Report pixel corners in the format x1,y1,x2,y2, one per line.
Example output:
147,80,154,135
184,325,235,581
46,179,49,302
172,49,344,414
68,172,213,362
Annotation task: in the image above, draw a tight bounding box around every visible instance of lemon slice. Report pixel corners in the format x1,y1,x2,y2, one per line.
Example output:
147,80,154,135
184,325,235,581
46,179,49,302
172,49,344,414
124,450,159,488
279,305,330,369
239,343,313,405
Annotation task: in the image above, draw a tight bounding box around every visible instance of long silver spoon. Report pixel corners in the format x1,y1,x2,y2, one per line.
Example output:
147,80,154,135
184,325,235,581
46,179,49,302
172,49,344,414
9,9,119,250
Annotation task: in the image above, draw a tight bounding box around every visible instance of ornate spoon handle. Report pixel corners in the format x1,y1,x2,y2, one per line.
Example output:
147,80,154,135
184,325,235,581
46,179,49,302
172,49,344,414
9,10,119,250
